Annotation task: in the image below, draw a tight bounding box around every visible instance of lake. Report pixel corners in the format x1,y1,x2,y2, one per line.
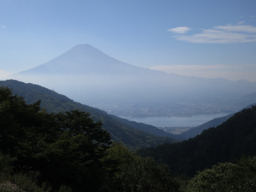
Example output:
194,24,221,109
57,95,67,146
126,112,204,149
122,113,229,128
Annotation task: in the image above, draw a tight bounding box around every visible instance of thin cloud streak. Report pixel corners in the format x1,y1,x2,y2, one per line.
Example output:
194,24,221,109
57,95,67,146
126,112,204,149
150,64,256,82
168,26,190,34
216,24,256,33
169,24,256,43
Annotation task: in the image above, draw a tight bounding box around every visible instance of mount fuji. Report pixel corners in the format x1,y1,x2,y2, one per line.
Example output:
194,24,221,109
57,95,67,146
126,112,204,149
16,44,256,118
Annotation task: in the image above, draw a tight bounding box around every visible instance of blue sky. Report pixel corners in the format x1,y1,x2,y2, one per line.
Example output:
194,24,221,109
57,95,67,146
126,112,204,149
1,0,256,81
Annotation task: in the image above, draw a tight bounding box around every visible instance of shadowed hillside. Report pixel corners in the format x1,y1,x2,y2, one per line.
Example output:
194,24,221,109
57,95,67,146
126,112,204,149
0,80,174,149
177,114,232,140
141,105,256,176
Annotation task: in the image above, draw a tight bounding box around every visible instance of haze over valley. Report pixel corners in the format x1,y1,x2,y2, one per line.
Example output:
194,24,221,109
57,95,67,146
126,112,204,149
13,44,256,129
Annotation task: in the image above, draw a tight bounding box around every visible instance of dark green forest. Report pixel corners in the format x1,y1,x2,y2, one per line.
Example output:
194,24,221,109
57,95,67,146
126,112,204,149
141,105,256,176
0,87,178,192
1,85,256,191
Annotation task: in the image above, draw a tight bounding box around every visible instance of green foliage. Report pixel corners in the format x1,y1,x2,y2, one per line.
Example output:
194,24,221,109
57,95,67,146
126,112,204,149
0,153,13,180
3,83,256,192
0,87,179,192
0,153,47,192
57,185,72,192
8,173,50,192
104,143,179,192
0,174,50,192
186,157,256,192
0,87,112,191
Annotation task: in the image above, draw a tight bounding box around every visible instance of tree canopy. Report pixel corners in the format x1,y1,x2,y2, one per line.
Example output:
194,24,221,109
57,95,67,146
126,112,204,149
0,87,179,192
187,157,256,192
0,87,114,191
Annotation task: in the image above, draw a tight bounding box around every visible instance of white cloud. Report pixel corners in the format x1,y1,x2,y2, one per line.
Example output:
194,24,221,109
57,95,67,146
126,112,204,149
150,64,256,82
168,26,190,34
0,70,11,80
171,24,256,43
215,24,256,33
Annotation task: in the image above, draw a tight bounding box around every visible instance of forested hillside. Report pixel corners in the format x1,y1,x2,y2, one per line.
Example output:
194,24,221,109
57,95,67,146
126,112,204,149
0,87,178,192
141,105,256,176
1,86,256,192
0,80,174,149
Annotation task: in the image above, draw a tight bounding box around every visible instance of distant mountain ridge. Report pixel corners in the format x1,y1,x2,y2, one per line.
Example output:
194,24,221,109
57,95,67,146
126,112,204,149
21,44,146,75
0,80,174,149
15,44,256,118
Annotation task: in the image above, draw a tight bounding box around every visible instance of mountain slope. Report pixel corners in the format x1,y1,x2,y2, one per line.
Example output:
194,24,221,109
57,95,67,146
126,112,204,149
15,44,256,117
0,80,174,149
178,114,232,140
141,105,256,176
20,44,146,75
178,100,256,140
